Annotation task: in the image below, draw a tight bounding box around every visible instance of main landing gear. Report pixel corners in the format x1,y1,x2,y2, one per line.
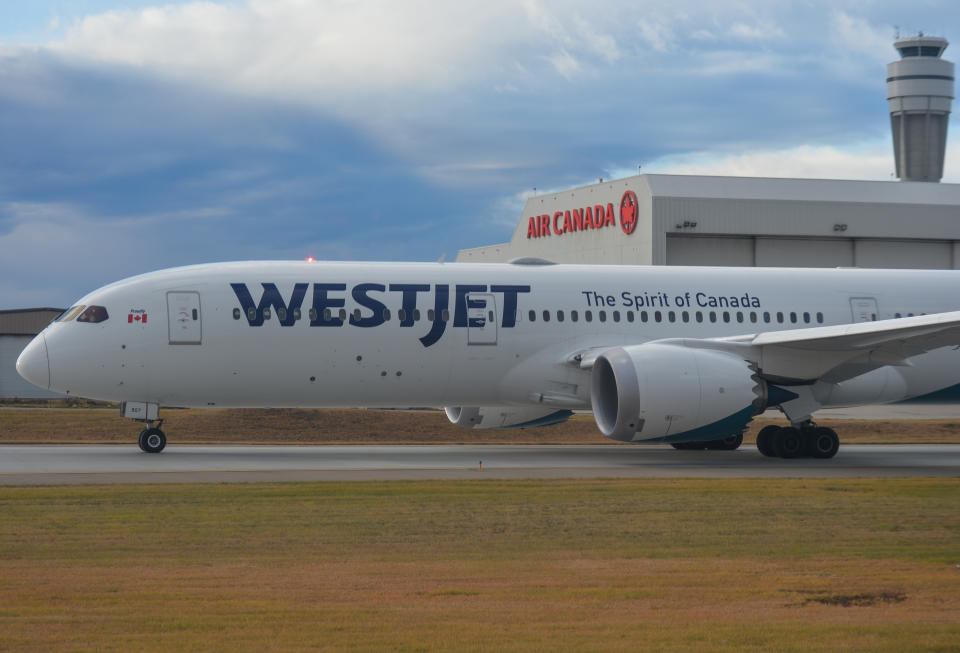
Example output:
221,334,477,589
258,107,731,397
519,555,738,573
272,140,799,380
137,420,167,454
756,422,839,459
670,434,743,451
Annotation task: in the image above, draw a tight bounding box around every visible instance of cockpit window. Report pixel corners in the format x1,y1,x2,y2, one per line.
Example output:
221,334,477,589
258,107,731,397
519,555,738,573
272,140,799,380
76,306,109,323
57,305,86,322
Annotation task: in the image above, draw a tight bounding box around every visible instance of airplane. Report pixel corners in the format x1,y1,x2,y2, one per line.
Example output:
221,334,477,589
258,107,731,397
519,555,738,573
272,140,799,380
15,258,960,458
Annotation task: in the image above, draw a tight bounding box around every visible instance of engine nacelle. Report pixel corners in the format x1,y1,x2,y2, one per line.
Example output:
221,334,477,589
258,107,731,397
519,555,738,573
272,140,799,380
444,406,573,429
591,343,766,442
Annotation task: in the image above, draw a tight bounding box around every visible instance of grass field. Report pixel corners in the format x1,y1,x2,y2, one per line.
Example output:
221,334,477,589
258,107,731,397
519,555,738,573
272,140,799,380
4,407,960,445
1,479,958,651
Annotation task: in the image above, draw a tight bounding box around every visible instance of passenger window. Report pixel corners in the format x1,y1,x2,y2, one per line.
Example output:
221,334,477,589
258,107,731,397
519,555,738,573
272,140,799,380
790,312,797,323
626,311,634,323
641,311,648,322
442,309,450,321
398,309,407,322
816,312,824,323
585,311,593,322
571,310,579,322
776,312,784,323
668,311,676,323
529,310,536,322
654,311,661,323
736,312,744,323
709,311,716,323
895,312,902,318
427,309,435,321
263,308,272,320
763,312,771,323
612,310,620,323
682,310,689,322
599,310,607,322
233,308,241,320
557,310,565,322
339,309,347,321
293,308,301,321
749,312,756,323
352,308,361,321
277,307,287,321
308,308,317,321
413,309,421,321
543,310,550,322
696,311,703,323
722,311,730,323
383,309,391,321
803,312,810,324
488,310,494,322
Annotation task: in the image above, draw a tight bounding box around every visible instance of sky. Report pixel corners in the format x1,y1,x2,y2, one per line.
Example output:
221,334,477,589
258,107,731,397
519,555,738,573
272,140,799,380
2,0,960,308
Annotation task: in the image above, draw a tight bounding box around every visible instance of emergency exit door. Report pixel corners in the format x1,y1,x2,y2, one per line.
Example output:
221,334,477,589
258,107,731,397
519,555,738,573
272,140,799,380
167,291,202,344
849,297,878,322
466,292,498,345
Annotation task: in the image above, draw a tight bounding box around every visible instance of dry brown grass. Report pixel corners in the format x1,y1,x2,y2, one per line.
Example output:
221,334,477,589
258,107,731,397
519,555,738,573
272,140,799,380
3,407,960,445
0,479,958,651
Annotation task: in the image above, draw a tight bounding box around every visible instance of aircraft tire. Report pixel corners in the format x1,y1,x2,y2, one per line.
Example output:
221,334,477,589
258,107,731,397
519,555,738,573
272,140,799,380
139,427,166,454
670,443,687,450
809,427,839,459
773,427,803,458
756,425,779,457
713,434,743,450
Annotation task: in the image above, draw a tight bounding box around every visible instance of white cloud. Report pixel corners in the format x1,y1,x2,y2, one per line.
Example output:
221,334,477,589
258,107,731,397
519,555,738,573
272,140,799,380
828,10,892,62
641,143,896,180
728,20,785,41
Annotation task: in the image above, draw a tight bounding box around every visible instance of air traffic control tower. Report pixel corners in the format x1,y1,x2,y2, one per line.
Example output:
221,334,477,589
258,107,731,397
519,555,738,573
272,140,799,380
887,35,954,182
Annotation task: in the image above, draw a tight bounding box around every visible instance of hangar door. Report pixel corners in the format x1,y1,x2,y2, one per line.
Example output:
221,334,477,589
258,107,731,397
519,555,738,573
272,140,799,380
755,238,853,267
854,240,951,269
666,236,753,266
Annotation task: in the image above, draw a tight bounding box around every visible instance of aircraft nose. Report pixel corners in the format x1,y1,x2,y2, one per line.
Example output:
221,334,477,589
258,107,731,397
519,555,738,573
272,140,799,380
16,335,50,390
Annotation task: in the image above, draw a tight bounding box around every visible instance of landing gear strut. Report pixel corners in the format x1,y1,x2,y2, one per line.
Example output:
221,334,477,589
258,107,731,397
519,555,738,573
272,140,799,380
756,421,838,459
137,419,167,453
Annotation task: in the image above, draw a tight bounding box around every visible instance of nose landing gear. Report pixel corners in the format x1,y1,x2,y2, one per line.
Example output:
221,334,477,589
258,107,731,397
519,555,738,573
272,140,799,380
137,420,167,453
121,402,166,453
756,422,839,459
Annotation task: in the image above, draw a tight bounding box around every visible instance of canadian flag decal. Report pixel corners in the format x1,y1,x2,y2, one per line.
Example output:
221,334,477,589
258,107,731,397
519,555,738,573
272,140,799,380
128,311,148,324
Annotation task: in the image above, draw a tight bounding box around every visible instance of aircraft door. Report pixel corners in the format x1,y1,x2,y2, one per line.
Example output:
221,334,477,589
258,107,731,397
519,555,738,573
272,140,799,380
849,297,879,322
466,292,498,345
167,291,202,344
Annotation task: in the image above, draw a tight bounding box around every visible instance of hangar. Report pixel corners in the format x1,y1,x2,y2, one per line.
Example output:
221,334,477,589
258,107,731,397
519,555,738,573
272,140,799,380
457,174,960,268
0,308,65,399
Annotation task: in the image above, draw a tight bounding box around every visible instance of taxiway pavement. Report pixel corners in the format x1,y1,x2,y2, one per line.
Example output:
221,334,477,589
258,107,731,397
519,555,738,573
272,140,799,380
0,444,958,485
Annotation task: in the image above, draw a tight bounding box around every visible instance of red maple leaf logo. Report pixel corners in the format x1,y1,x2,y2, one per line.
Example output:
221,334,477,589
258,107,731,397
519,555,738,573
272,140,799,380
620,190,638,235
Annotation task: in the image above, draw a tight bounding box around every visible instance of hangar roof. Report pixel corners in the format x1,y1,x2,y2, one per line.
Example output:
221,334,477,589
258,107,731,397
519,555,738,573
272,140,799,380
640,174,960,205
0,308,65,336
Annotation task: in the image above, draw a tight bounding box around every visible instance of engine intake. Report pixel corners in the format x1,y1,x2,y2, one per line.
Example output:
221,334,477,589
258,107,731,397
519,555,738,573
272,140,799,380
591,344,766,442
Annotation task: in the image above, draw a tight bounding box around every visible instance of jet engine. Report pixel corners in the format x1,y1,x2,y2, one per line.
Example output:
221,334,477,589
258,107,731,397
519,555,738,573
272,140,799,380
444,406,573,429
590,343,766,442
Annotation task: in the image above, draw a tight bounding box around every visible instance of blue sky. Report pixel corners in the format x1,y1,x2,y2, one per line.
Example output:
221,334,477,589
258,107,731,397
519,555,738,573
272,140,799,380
2,0,959,308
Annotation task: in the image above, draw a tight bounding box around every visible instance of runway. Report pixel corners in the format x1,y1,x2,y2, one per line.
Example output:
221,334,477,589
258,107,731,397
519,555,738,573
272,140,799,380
0,444,958,484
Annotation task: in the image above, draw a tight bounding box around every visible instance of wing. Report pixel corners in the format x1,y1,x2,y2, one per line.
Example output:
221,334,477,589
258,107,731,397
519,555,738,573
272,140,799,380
574,311,960,384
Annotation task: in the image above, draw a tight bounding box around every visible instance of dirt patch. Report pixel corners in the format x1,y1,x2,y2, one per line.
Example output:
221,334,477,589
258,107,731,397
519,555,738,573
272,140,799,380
803,591,908,607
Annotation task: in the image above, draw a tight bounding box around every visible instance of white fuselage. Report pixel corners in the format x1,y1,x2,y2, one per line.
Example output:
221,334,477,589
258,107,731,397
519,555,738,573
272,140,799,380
19,261,960,412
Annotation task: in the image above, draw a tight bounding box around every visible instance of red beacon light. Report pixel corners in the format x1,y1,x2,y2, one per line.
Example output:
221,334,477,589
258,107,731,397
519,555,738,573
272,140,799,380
305,256,316,263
